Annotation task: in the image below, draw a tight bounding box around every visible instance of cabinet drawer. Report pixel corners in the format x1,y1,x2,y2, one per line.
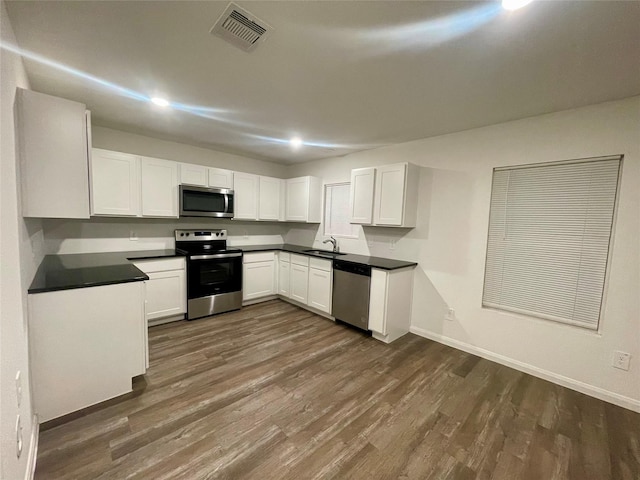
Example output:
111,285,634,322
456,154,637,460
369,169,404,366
309,257,332,272
278,252,290,263
132,257,185,274
243,251,275,264
290,254,309,266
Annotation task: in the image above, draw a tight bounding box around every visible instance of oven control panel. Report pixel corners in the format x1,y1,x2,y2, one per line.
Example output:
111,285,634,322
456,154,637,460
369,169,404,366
175,229,227,241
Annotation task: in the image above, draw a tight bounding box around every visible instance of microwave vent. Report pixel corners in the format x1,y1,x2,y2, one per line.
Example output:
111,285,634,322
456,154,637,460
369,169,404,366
210,3,272,52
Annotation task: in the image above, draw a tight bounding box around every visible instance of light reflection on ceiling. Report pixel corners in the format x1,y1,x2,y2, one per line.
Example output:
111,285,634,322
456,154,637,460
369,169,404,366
1,3,506,156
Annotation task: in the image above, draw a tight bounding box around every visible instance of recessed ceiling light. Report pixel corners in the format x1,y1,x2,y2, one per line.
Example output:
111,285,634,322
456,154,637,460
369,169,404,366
290,137,303,149
502,0,534,11
151,97,170,107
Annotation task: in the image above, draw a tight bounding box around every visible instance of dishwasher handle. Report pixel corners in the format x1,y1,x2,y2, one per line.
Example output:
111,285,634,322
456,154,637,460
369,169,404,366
333,260,371,277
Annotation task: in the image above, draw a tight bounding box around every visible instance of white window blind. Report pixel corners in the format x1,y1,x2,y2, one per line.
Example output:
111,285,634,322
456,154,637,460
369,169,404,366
482,156,621,330
324,183,358,238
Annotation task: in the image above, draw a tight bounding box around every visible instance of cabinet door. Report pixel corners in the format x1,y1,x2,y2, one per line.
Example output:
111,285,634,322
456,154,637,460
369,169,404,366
234,172,259,220
208,168,234,189
243,261,276,300
17,88,90,219
350,167,375,225
374,163,406,226
278,260,290,297
290,264,309,304
308,268,332,314
91,149,140,216
141,157,178,217
144,270,186,320
286,177,309,221
259,176,282,220
180,163,207,186
368,269,388,334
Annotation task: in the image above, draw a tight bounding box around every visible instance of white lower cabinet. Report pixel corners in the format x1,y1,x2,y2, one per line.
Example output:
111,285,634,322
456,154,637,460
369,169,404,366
289,254,310,304
278,254,331,314
243,252,276,301
368,267,414,343
132,257,186,325
28,282,146,422
277,252,291,297
308,258,332,314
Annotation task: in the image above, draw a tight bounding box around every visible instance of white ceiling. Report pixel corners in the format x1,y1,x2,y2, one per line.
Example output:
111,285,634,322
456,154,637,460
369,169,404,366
5,1,640,164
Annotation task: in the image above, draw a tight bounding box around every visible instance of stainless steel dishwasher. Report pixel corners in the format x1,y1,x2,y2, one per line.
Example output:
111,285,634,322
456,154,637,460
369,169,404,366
332,260,371,330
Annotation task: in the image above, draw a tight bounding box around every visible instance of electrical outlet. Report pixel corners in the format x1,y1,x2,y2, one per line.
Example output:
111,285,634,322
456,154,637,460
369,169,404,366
129,230,138,241
612,351,631,371
389,239,397,250
445,308,455,321
367,239,374,248
15,371,21,407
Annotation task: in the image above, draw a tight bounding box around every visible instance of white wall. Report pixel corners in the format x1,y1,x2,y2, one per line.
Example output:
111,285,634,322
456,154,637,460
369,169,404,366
0,2,44,478
92,125,289,177
43,217,286,254
288,97,640,411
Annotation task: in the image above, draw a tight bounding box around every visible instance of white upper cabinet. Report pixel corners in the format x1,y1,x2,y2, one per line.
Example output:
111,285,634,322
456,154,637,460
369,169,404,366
286,176,322,223
179,163,207,186
140,157,178,217
234,172,259,220
91,149,140,216
208,168,234,189
373,163,420,227
349,167,376,225
258,176,283,221
17,88,90,219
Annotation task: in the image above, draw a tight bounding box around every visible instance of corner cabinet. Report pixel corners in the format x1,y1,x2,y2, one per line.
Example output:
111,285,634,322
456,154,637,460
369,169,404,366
91,149,141,216
17,88,91,219
350,163,420,227
286,176,322,223
259,176,284,221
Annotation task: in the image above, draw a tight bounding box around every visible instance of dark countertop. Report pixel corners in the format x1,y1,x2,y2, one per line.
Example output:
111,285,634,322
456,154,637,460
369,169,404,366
29,244,416,294
28,250,183,294
237,244,418,270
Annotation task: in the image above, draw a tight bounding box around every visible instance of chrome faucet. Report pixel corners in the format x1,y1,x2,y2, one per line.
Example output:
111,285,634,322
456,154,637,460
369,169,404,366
322,236,339,253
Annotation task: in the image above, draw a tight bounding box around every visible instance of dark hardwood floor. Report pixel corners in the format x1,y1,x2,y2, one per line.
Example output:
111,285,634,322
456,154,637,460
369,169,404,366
35,299,640,479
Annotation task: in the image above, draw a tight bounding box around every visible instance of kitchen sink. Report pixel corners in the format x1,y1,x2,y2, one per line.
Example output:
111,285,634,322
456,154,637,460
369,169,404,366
303,249,347,256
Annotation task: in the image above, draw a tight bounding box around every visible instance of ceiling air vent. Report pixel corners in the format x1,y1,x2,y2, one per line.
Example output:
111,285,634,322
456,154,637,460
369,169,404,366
210,3,272,52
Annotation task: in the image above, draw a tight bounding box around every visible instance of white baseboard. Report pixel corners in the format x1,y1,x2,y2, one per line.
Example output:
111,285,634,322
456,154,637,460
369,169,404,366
409,326,640,413
25,414,39,480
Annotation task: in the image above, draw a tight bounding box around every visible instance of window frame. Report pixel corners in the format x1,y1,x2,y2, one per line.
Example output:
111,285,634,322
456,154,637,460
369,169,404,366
481,155,623,331
323,182,359,239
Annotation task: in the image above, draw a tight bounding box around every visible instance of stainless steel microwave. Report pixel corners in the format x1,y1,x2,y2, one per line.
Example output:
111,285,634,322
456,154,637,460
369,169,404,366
179,185,234,218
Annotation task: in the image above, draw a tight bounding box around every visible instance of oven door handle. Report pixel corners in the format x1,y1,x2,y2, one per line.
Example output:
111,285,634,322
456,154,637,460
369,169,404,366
190,253,243,260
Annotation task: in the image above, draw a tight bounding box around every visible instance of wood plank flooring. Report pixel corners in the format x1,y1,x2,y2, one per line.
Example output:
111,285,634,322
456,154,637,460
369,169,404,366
35,299,640,479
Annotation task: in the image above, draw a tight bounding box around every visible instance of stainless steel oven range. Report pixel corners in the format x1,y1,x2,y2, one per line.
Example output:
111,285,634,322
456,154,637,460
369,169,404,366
175,229,242,320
